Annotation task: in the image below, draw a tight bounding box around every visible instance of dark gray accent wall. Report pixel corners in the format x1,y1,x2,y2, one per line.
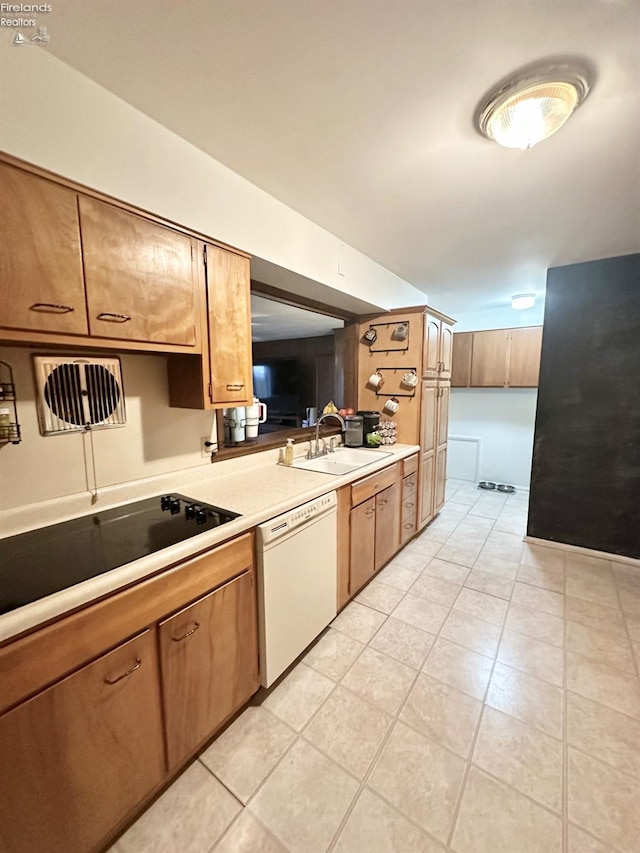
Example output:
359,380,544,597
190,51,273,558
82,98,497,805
528,253,640,559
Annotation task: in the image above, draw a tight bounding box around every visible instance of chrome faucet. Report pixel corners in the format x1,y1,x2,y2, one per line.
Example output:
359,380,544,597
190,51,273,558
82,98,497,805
308,412,345,459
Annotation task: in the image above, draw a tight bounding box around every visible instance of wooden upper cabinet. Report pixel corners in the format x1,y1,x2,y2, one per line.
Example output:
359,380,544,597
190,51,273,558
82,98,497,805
470,329,509,387
508,326,543,387
206,244,252,406
0,630,164,853
439,323,453,379
79,197,198,346
451,332,472,387
0,162,88,335
160,570,259,770
423,314,441,379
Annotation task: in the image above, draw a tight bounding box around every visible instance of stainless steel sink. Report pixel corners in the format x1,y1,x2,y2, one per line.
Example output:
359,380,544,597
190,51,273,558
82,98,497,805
289,447,393,475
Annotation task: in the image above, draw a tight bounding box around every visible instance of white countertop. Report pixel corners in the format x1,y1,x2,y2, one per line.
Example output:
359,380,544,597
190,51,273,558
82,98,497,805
0,443,419,644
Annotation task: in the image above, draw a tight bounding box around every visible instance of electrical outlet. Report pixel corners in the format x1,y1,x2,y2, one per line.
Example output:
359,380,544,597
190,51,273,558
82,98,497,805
200,437,212,458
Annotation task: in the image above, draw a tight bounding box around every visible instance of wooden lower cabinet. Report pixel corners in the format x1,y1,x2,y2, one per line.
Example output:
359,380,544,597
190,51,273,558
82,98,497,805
434,445,447,514
0,630,164,853
349,496,376,596
374,483,400,571
159,570,259,770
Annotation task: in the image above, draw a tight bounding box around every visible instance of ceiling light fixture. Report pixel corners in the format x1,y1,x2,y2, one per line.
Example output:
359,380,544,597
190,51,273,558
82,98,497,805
511,294,536,310
476,61,591,149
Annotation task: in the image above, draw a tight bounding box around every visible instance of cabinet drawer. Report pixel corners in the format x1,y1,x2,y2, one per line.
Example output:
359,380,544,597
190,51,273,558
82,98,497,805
402,473,417,501
351,463,397,507
400,515,417,545
401,493,417,520
402,454,418,478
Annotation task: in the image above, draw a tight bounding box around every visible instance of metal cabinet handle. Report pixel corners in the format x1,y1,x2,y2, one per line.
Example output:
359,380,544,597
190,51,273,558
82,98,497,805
404,501,414,508
29,302,74,314
171,622,200,642
97,312,131,323
226,383,245,391
378,498,388,506
104,658,141,685
404,522,414,529
365,508,375,518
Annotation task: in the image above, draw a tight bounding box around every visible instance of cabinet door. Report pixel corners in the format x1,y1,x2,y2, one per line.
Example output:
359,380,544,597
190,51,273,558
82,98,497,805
434,445,448,513
423,314,441,379
0,163,88,335
508,326,543,387
419,451,435,528
470,330,509,387
439,323,453,379
451,332,472,387
436,384,450,447
206,244,252,406
374,482,400,571
159,570,259,770
421,381,438,454
79,197,198,346
350,498,376,595
0,631,164,853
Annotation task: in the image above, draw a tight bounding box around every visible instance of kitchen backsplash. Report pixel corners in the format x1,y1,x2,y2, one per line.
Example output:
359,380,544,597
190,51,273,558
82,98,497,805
0,346,215,511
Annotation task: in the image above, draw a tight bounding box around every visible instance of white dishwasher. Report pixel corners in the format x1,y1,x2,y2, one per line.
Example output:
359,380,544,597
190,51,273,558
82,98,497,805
257,492,337,687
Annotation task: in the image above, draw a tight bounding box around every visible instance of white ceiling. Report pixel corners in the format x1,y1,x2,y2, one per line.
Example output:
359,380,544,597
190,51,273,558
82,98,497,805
251,294,343,341
47,1,640,317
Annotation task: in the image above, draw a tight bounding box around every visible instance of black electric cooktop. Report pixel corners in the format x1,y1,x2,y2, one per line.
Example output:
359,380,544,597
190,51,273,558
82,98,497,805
0,494,240,615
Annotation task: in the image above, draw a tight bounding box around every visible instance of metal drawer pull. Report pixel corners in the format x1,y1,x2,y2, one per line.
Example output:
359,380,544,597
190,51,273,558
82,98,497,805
226,383,245,391
97,312,131,323
29,302,74,314
365,508,375,518
378,498,388,506
104,658,141,685
171,622,200,642
404,522,414,529
405,501,415,508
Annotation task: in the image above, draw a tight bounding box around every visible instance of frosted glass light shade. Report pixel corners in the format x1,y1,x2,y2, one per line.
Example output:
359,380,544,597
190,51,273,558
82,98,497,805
511,294,536,310
477,63,590,149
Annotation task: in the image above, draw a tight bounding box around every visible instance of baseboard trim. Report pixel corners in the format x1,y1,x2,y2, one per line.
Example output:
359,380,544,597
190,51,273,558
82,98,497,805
525,535,640,568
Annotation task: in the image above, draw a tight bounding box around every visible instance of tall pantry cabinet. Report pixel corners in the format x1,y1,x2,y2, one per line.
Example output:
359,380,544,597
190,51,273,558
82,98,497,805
356,306,454,535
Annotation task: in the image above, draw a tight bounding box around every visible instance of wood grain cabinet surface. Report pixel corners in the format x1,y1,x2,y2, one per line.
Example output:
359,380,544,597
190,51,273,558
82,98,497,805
0,162,88,336
0,630,164,853
159,569,259,770
374,482,400,571
205,244,253,406
453,326,543,388
79,197,199,346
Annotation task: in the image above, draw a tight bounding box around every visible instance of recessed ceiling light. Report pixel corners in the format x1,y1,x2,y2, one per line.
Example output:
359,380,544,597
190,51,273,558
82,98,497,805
476,61,591,149
511,293,536,310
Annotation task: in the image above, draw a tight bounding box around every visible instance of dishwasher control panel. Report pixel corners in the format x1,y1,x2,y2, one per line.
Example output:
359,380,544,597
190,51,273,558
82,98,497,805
259,492,337,545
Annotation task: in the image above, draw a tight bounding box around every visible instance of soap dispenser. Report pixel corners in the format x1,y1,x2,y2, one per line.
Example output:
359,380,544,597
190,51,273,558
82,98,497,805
284,438,294,466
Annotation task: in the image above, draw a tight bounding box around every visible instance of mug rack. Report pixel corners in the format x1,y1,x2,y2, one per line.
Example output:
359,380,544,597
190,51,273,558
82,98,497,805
373,366,418,398
364,320,411,353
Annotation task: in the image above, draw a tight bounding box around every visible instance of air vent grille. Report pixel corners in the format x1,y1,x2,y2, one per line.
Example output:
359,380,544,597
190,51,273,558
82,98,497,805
33,356,126,435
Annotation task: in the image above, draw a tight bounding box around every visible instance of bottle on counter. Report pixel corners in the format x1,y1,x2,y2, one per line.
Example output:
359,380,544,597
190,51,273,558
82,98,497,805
284,438,294,466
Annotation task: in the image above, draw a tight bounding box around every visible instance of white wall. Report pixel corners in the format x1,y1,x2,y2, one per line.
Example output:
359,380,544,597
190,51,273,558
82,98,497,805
0,347,215,511
448,388,538,489
0,47,427,311
453,303,545,332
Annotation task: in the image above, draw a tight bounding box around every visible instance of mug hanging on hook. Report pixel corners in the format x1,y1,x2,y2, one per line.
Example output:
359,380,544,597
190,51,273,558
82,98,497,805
401,370,419,388
363,327,377,344
383,397,400,414
392,322,409,342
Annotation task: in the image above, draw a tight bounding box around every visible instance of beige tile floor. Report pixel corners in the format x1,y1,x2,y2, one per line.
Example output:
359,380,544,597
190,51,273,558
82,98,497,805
111,480,640,853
